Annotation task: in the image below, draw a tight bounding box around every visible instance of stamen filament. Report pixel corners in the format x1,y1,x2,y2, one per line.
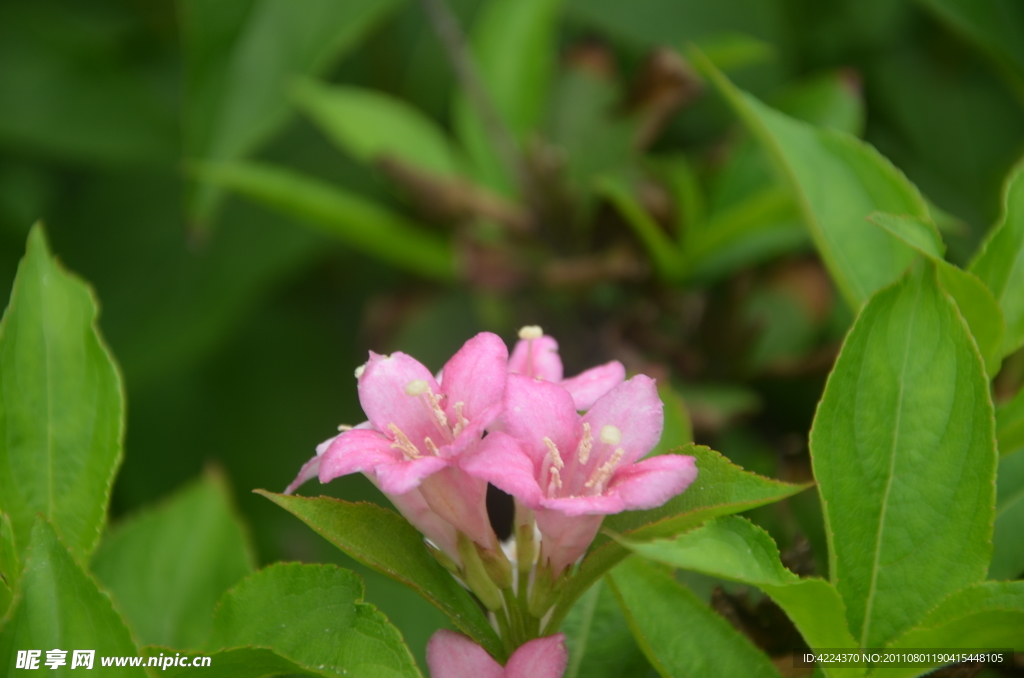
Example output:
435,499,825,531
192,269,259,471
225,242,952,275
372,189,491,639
388,423,421,460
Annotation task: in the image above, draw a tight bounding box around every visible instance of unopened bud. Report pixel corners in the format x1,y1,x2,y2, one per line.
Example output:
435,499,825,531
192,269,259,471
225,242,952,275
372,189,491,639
425,541,461,575
477,543,513,589
528,562,557,618
514,502,535,574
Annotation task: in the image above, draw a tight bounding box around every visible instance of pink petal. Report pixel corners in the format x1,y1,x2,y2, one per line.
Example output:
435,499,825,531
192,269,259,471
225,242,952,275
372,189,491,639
442,402,502,461
503,374,578,463
357,351,440,444
440,332,509,423
426,630,504,678
509,335,563,382
318,429,397,483
374,455,449,495
419,467,495,548
535,508,604,576
582,375,663,467
607,453,698,511
539,493,625,517
380,485,460,563
284,454,321,495
505,634,569,678
559,361,626,410
460,432,544,507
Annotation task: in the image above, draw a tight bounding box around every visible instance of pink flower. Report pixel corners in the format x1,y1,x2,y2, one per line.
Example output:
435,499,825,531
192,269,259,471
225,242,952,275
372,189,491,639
306,332,508,549
426,630,567,678
509,326,625,410
461,374,697,576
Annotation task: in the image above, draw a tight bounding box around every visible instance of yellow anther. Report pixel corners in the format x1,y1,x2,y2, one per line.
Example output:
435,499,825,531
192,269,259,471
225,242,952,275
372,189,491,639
388,423,421,460
424,437,440,456
600,424,622,445
424,390,450,432
518,325,544,340
543,437,564,469
405,379,429,396
354,364,366,379
576,423,593,465
547,467,563,495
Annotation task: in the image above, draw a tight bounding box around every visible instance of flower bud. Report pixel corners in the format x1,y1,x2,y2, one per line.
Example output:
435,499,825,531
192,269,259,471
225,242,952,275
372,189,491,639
458,533,504,611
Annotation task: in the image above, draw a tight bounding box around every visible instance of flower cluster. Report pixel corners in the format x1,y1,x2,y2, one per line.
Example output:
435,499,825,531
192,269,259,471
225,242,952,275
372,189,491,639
287,327,697,673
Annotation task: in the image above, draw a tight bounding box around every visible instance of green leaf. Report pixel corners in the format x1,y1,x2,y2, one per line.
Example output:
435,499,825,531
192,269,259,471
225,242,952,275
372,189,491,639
214,563,420,677
293,79,466,178
606,557,781,678
877,582,1024,678
597,176,687,281
997,385,1024,456
693,49,930,309
622,517,861,671
651,384,693,457
182,0,405,226
0,517,146,677
454,0,563,193
809,264,997,648
774,72,866,136
868,212,1005,377
91,472,256,649
0,513,17,592
990,450,1024,580
969,157,1024,357
194,162,456,281
545,445,809,631
257,491,503,660
561,579,651,678
0,224,124,562
693,33,776,73
916,0,1024,88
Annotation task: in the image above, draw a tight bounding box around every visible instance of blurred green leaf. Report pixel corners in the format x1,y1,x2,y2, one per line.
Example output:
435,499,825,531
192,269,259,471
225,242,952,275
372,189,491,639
809,264,996,648
546,445,809,631
774,71,865,136
454,0,563,193
869,212,1005,377
651,384,693,457
878,582,1024,678
916,0,1024,89
195,161,456,281
598,176,686,281
0,513,17,594
562,578,651,678
969,158,1024,357
0,518,145,676
694,33,777,72
694,49,930,308
0,577,9,620
990,450,1024,580
0,225,124,562
182,0,405,226
294,78,467,177
152,562,421,678
0,3,177,165
997,385,1024,456
91,472,256,649
607,557,781,678
257,492,503,661
623,517,861,665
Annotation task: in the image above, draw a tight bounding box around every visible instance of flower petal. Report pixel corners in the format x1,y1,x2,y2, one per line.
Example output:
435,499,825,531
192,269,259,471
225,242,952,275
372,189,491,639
317,429,397,483
509,334,563,382
460,432,544,507
608,453,698,511
377,484,460,563
440,332,509,422
374,455,449,495
559,360,626,410
505,634,569,678
503,374,578,463
539,493,625,517
419,467,495,548
534,508,604,576
284,454,321,495
426,630,504,678
582,375,663,466
357,351,440,443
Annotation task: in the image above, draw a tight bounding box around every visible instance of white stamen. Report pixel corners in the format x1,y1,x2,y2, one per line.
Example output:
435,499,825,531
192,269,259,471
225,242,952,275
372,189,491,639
547,467,563,495
424,437,440,456
543,437,564,469
576,423,593,465
453,401,469,437
600,425,622,445
354,364,366,379
388,423,421,460
337,424,354,432
405,379,429,396
424,390,450,433
585,447,625,493
518,325,544,340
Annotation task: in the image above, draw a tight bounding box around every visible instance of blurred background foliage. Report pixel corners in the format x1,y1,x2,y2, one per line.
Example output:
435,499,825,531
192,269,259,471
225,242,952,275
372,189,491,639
2,0,1023,669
